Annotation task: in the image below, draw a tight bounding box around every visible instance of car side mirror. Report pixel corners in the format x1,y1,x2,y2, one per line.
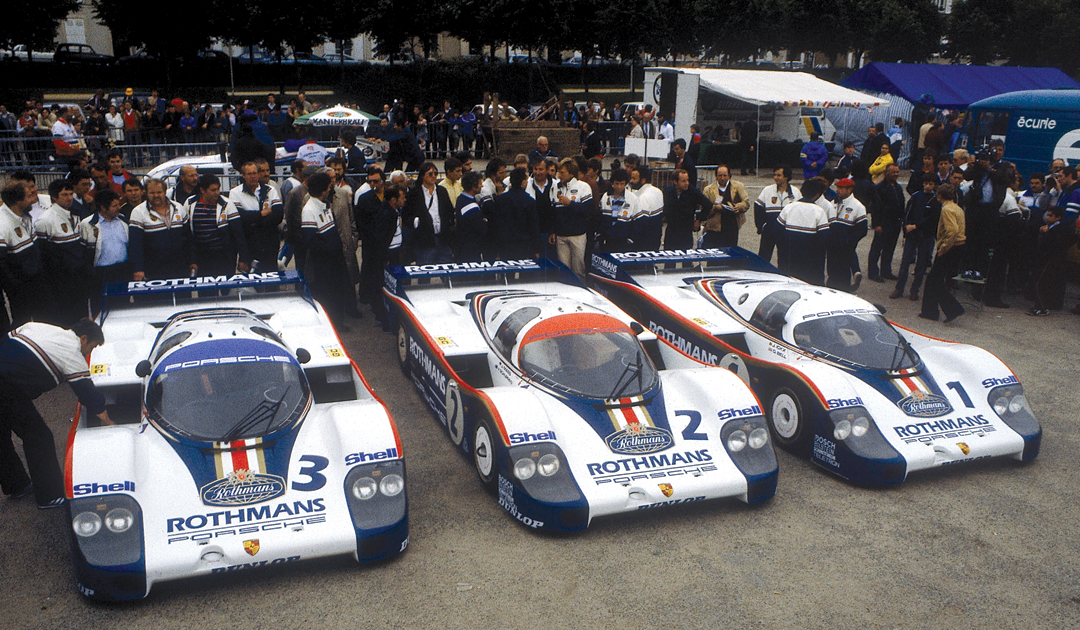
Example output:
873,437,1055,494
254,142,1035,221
296,348,311,364
873,303,887,315
135,360,152,377
629,321,645,335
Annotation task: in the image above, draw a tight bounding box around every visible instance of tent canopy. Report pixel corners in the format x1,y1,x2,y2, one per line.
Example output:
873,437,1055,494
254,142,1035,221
683,69,890,108
294,104,379,127
841,63,1080,110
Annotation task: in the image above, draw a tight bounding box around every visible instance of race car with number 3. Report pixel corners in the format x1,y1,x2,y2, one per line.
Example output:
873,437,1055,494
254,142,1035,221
384,258,777,532
66,272,408,601
589,248,1041,485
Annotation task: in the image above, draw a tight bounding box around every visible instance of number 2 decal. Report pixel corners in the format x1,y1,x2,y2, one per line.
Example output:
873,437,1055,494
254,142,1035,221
676,410,708,440
291,455,328,491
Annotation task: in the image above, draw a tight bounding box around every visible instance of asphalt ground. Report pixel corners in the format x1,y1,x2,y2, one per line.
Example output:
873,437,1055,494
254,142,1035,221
1,172,1078,629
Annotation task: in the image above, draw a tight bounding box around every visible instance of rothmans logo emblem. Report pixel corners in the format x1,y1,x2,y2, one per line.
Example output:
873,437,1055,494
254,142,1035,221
200,469,285,507
244,539,260,556
897,390,952,418
605,424,674,455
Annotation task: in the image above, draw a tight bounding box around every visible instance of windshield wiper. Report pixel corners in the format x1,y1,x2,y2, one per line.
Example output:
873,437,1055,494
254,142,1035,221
608,352,645,400
220,387,291,442
888,333,918,372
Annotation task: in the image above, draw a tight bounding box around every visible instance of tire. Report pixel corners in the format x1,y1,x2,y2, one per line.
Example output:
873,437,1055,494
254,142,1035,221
768,387,811,454
472,418,499,491
396,323,410,376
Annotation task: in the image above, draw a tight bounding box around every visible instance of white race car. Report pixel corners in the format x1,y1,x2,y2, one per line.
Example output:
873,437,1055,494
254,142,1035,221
590,248,1041,485
383,259,777,532
66,272,408,601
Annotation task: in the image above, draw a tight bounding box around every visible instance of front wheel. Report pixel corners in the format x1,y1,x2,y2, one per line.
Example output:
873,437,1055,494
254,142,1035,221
768,387,811,454
473,418,499,492
396,323,410,376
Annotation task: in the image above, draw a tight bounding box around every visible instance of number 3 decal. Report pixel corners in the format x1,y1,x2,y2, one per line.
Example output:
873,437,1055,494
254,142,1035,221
291,455,328,491
676,410,708,441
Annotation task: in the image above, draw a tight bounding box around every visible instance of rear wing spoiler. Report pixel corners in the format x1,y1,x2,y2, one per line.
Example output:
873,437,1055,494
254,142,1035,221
589,247,778,284
101,270,315,319
384,258,583,300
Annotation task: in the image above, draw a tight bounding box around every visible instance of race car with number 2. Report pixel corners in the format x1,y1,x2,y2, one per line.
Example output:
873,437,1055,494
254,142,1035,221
66,272,408,601
590,248,1041,486
384,258,777,532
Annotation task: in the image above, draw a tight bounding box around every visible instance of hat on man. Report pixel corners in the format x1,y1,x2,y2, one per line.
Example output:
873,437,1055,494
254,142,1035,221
125,87,134,96
836,178,855,187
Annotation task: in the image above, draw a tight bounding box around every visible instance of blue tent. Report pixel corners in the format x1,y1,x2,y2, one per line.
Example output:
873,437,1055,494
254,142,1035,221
840,63,1080,110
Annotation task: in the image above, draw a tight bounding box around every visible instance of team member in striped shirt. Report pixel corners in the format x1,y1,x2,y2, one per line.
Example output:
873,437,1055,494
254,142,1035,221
300,172,351,331
186,174,250,278
454,172,487,261
0,319,110,508
35,179,86,326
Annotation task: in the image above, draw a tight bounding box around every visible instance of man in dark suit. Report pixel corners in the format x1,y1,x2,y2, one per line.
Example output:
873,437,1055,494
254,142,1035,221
403,162,455,264
670,139,696,187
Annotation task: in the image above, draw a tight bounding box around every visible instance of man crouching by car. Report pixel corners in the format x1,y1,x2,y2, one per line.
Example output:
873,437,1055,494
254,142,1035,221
0,319,111,509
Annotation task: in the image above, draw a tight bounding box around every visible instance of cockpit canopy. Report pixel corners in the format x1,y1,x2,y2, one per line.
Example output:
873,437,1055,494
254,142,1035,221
481,293,658,400
146,337,310,442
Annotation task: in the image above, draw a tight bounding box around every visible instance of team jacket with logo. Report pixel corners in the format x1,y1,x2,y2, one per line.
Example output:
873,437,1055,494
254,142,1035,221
35,204,84,278
230,183,284,264
631,184,665,250
128,201,194,277
754,184,801,232
549,177,593,237
0,203,44,292
0,323,105,413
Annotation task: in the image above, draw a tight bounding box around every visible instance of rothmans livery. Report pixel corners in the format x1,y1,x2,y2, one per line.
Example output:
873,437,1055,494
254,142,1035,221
384,258,776,532
590,248,1041,485
66,271,407,601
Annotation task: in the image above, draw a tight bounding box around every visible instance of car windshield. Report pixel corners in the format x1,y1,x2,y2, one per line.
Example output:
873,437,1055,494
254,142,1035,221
147,345,309,442
792,313,918,370
518,327,658,400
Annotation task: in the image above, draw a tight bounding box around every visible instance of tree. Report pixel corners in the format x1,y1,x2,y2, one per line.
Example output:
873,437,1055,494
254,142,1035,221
0,0,79,61
93,0,215,86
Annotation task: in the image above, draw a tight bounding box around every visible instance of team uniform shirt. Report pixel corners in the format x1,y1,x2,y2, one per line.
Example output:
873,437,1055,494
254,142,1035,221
599,191,641,249
0,323,105,414
827,196,869,248
296,142,329,166
167,185,198,206
300,196,343,256
549,177,593,237
478,177,499,209
776,200,830,283
454,193,487,261
630,183,665,250
51,119,78,141
754,184,800,233
34,204,83,281
128,200,193,277
79,213,128,267
0,203,43,292
229,183,284,265
29,193,51,224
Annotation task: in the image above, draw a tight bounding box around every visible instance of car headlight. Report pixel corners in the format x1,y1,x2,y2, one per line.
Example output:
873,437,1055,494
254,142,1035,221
73,511,102,538
104,508,134,533
833,419,851,441
852,415,869,437
514,457,537,480
379,473,404,497
506,443,580,504
352,477,378,500
987,384,1040,460
727,429,747,452
537,453,559,476
748,427,769,449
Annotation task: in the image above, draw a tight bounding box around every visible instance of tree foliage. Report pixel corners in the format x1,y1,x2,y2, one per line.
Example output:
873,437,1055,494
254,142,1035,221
0,0,79,59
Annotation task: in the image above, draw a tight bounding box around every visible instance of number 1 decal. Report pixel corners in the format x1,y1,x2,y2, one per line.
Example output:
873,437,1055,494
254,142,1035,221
676,410,707,440
946,381,975,408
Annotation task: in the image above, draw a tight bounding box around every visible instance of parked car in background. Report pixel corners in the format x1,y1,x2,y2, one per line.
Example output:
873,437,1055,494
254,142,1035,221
54,43,113,65
1,45,55,63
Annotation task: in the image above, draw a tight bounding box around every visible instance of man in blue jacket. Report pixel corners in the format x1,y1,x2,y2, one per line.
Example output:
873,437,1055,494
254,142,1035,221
800,132,829,180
